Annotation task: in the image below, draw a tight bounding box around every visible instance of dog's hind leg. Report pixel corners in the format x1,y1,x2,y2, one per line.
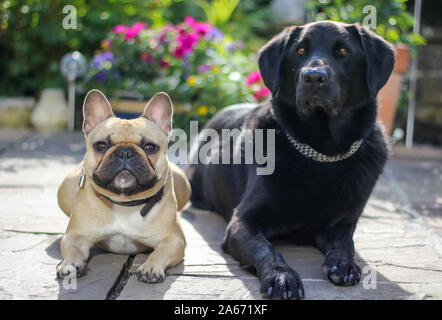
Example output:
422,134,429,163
170,162,191,211
57,162,83,217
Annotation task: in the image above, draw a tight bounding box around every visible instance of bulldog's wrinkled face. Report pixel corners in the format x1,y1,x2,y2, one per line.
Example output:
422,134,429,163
82,90,173,200
258,21,395,118
87,118,166,196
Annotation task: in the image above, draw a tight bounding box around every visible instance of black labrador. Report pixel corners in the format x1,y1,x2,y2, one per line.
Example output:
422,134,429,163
186,21,394,299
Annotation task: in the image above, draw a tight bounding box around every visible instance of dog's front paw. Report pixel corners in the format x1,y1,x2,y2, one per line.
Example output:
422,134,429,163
322,253,361,286
260,267,305,300
56,260,87,279
136,262,165,284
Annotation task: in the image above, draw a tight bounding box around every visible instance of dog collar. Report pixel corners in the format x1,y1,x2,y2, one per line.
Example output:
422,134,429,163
284,131,363,163
101,187,165,217
79,168,164,217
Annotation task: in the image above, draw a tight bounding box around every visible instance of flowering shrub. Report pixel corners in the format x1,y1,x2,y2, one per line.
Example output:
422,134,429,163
245,71,270,102
84,17,269,128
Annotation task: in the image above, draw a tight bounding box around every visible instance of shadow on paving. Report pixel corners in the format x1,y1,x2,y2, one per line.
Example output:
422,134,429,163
0,131,84,174
45,237,133,300
179,204,413,300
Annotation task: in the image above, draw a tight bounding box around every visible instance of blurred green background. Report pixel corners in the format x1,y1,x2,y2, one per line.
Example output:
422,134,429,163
0,0,441,144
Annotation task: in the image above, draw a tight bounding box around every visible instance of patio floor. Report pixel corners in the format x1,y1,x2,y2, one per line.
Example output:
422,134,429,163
0,129,441,300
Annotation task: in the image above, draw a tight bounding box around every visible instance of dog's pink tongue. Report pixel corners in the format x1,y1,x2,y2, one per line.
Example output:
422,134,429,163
114,170,136,189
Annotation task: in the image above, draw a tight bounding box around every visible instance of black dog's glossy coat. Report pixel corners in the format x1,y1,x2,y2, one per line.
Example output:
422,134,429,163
186,22,394,299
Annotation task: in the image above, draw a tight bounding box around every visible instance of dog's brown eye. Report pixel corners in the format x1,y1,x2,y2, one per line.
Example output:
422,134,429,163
338,47,349,55
144,143,158,154
297,47,306,55
94,141,108,152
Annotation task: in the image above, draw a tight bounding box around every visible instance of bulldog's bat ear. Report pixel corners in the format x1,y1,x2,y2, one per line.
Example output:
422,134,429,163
82,89,114,134
142,92,173,133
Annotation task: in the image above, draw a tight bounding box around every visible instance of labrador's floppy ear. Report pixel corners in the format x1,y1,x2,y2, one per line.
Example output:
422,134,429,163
355,24,395,95
82,89,114,134
258,26,299,97
142,92,173,133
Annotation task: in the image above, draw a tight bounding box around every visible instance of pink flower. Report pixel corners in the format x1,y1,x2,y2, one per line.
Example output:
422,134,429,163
246,71,262,86
173,47,185,59
125,22,147,39
253,87,270,100
158,24,175,42
113,22,147,40
184,16,196,26
159,59,170,68
185,16,212,37
173,30,199,59
113,24,128,34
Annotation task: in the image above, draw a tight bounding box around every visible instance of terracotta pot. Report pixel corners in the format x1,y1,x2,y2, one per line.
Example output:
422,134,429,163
377,44,410,136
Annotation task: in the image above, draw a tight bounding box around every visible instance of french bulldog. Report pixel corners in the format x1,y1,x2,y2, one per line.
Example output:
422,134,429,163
57,89,191,283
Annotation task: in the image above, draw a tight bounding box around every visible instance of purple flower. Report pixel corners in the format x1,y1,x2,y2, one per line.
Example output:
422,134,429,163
91,51,114,83
182,58,190,69
226,40,246,51
206,27,223,42
91,51,114,69
94,70,108,83
197,64,212,73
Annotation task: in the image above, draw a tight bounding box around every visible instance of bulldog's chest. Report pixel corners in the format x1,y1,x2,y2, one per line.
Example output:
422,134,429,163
97,205,157,254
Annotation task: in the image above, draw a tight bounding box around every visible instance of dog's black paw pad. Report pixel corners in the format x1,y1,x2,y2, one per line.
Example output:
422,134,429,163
136,271,165,284
322,260,361,286
260,268,304,300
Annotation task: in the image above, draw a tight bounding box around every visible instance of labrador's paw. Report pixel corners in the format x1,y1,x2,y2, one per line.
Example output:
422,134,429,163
323,252,361,286
260,267,305,300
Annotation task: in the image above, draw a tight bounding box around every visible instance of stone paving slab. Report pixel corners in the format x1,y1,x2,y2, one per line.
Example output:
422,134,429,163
0,186,67,234
0,129,33,153
0,230,129,299
0,131,84,187
118,196,442,300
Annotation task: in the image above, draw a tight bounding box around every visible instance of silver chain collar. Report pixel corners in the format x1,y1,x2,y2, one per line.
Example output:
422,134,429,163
284,131,363,163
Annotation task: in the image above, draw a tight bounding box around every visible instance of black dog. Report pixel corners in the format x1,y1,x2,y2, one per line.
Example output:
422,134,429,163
186,21,394,299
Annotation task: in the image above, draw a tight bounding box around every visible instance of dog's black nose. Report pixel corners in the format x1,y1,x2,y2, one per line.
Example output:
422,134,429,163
303,68,328,88
117,147,135,159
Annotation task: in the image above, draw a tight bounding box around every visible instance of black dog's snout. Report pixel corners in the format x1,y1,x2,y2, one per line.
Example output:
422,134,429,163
302,68,328,88
117,147,135,159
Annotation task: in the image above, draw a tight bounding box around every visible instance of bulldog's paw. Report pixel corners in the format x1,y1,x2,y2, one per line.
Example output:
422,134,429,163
260,267,305,300
322,254,361,286
136,261,165,284
56,259,87,279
